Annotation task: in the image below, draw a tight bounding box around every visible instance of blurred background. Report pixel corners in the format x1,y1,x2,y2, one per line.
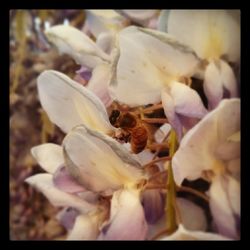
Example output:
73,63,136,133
9,10,86,240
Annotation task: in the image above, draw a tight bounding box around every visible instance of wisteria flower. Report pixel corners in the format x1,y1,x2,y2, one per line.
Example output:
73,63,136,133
45,24,113,106
172,98,240,239
109,26,207,140
83,10,128,55
166,10,240,109
26,122,150,239
25,144,103,240
19,9,240,241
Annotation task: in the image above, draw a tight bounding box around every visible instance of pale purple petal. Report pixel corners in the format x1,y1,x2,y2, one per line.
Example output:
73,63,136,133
25,174,97,213
87,63,113,107
98,189,148,240
57,207,79,230
142,189,165,224
170,81,208,119
76,66,92,82
53,165,85,193
67,214,99,240
162,80,207,138
176,198,207,231
178,115,200,131
209,174,240,239
75,191,99,204
161,89,183,141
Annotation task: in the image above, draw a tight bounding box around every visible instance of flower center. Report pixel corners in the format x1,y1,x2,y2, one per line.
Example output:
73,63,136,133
204,24,223,61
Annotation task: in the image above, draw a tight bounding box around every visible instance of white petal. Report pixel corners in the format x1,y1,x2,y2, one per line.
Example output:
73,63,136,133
96,32,115,54
209,175,239,239
87,63,113,107
170,81,208,118
227,175,240,218
172,99,240,185
110,26,200,106
86,10,127,38
25,174,97,213
98,189,148,240
215,140,240,161
220,59,238,97
216,99,240,142
31,143,63,174
204,60,238,109
67,214,99,240
160,224,232,240
176,198,207,231
227,158,240,182
37,70,114,134
109,35,163,106
137,27,201,76
63,125,144,193
204,60,224,109
45,25,110,68
168,10,240,62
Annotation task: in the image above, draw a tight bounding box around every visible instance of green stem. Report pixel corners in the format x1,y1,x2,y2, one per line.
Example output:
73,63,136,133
165,130,178,234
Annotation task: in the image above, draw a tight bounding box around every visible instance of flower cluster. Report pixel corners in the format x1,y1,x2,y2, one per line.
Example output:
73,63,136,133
26,10,240,240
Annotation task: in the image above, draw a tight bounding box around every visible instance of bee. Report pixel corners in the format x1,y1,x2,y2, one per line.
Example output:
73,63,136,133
109,110,148,154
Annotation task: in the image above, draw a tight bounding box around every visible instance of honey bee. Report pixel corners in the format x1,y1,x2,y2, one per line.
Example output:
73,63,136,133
109,110,148,154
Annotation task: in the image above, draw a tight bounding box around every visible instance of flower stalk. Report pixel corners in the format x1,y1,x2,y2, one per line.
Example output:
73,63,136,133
166,129,178,234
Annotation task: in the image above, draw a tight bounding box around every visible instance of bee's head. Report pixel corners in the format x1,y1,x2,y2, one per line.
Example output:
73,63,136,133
109,110,121,127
